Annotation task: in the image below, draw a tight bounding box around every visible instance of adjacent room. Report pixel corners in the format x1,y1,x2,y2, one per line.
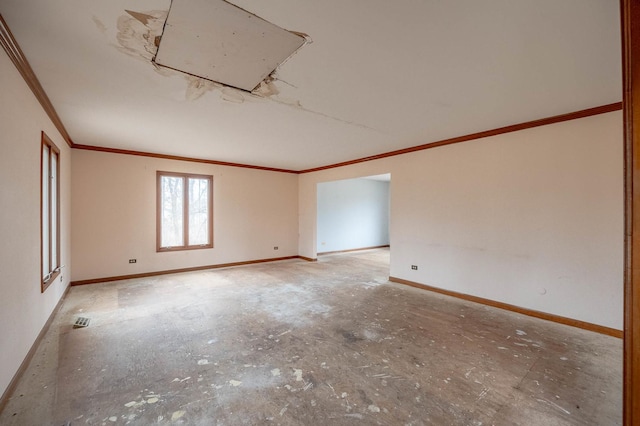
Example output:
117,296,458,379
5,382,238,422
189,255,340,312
316,174,390,255
0,0,634,424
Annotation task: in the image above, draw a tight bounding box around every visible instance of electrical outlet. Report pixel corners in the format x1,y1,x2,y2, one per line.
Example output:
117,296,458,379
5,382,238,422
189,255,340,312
273,246,279,250
129,259,137,264
411,265,418,270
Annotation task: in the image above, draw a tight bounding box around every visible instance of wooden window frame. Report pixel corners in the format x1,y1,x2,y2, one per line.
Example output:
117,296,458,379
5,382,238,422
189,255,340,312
156,171,213,252
41,131,60,292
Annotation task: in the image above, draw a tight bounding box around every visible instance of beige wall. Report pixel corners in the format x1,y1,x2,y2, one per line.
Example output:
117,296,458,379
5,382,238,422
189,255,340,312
0,51,72,397
71,150,299,281
299,111,624,330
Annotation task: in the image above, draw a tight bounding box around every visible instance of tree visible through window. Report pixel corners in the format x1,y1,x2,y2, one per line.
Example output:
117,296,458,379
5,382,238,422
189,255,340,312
157,171,213,251
42,132,60,292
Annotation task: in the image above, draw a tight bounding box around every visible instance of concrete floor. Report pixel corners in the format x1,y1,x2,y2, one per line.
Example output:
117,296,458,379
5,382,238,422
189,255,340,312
0,249,622,425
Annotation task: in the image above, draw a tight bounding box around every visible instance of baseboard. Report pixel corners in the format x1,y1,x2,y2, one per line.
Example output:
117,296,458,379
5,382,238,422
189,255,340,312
298,256,318,262
0,283,71,414
71,256,307,286
317,245,390,256
389,277,623,338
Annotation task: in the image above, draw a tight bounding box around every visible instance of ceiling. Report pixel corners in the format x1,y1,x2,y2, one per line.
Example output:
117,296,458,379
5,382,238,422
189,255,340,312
0,0,622,171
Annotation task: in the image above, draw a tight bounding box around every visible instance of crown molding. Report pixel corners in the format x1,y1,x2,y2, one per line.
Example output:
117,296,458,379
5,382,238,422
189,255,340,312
0,14,73,147
72,144,299,174
299,102,623,173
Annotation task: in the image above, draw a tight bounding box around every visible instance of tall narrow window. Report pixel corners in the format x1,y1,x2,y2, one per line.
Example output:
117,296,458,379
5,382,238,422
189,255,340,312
41,132,60,292
157,171,213,251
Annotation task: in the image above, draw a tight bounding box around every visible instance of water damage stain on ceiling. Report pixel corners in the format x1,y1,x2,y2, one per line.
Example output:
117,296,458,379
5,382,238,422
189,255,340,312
155,0,306,92
115,1,309,103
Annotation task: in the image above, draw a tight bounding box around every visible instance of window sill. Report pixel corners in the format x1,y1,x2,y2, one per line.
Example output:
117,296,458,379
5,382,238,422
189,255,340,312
157,244,214,253
42,269,60,293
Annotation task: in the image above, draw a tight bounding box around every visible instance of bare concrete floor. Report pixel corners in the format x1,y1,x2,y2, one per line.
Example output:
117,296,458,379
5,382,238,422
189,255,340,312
0,249,622,425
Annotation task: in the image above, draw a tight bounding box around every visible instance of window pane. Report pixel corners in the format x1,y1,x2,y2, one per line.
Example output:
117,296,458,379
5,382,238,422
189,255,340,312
188,178,209,245
42,145,49,278
51,153,58,270
161,176,184,247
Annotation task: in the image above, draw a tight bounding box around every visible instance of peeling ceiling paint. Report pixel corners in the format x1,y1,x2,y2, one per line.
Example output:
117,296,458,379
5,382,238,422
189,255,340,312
0,0,622,170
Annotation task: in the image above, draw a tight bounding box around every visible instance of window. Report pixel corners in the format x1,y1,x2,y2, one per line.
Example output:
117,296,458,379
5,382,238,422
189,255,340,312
41,132,60,292
157,171,213,251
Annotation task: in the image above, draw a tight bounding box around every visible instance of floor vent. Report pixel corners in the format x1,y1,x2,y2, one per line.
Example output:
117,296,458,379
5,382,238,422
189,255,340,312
73,317,90,328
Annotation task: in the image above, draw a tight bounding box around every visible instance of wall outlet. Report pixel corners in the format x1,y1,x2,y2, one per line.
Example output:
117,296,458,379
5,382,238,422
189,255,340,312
273,246,279,250
129,259,137,264
411,265,418,270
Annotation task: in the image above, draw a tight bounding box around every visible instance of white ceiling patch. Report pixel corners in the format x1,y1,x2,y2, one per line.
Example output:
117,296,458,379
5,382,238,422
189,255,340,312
154,0,306,92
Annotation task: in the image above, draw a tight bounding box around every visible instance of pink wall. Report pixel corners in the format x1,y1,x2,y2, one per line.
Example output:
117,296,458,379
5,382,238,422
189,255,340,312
0,50,72,397
299,112,624,329
71,150,299,281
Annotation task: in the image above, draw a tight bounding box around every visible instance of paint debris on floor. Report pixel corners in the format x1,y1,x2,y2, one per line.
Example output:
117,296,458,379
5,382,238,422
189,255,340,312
0,249,622,425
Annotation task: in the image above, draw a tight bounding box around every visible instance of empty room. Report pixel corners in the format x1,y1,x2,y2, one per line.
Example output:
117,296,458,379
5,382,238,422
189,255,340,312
1,0,639,424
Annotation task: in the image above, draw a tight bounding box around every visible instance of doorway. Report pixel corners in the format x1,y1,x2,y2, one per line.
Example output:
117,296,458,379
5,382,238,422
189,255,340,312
316,173,390,254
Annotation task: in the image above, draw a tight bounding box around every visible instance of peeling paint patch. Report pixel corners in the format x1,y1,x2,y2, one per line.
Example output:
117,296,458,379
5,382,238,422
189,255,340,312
186,76,222,101
221,87,245,104
477,388,489,400
115,10,167,62
279,404,289,416
253,78,280,97
465,367,475,379
293,369,303,381
125,10,155,26
124,400,146,408
345,413,364,419
171,410,186,420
